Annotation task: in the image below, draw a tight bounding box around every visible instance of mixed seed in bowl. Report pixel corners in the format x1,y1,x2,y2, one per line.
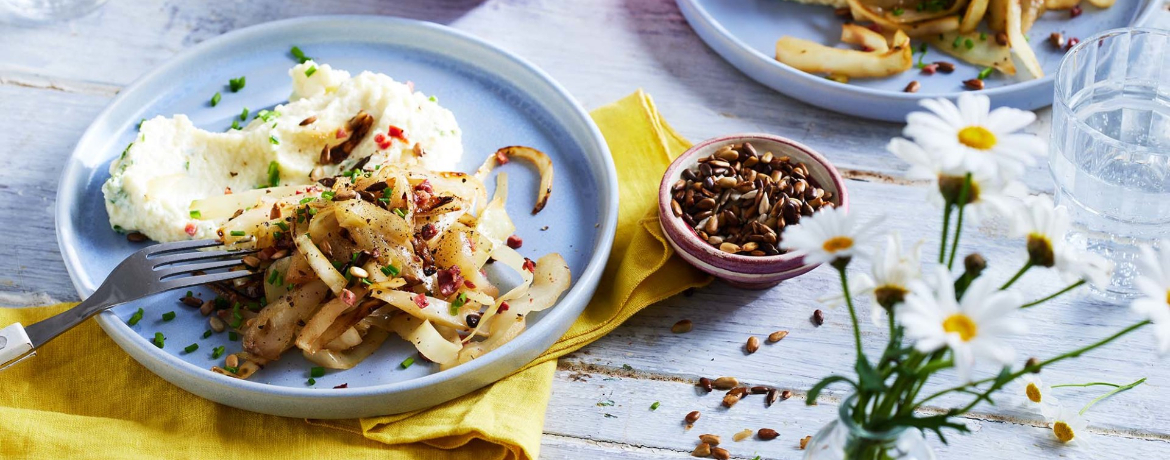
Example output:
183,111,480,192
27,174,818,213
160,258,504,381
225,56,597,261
668,142,834,256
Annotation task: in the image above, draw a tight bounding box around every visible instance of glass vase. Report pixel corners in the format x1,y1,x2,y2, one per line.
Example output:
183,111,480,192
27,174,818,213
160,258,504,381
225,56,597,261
803,395,935,460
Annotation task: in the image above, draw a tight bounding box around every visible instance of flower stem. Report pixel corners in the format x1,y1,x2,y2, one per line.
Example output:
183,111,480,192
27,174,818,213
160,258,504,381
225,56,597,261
913,320,1150,412
939,204,953,264
838,266,864,360
946,174,972,270
1000,261,1033,290
1021,280,1085,309
1080,377,1146,415
1051,382,1121,389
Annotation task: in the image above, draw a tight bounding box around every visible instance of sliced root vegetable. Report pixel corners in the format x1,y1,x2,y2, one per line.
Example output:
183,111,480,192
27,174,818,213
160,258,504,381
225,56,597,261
1087,0,1116,7
775,30,912,78
497,253,571,318
1044,0,1079,8
882,0,969,23
368,289,469,330
1020,0,1046,33
926,31,1017,75
960,0,991,32
476,172,515,244
389,315,462,365
1007,0,1044,78
262,256,293,305
846,0,960,37
303,328,390,370
463,244,536,343
294,232,347,295
474,146,554,214
324,327,363,351
191,184,314,221
295,286,367,354
243,280,329,361
840,24,890,52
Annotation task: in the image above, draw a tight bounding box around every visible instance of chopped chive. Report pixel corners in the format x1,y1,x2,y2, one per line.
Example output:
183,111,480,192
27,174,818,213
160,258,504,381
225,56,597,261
310,366,325,378
978,67,994,79
650,401,660,410
275,221,289,231
127,308,145,326
137,118,146,130
451,292,467,314
240,107,249,121
267,161,280,187
299,196,315,205
321,191,335,201
307,378,316,385
224,366,238,374
952,36,963,48
184,343,199,353
162,311,176,321
980,32,988,41
428,95,437,102
377,197,390,203
231,120,241,130
307,208,317,216
152,332,165,349
255,110,280,122
393,208,406,218
892,7,904,15
229,230,246,237
400,357,415,369
228,76,246,92
383,264,400,276
210,92,221,107
290,46,311,64
267,269,280,284
964,38,975,50
229,331,240,341
212,346,225,359
305,66,317,77
269,136,280,145
202,329,213,339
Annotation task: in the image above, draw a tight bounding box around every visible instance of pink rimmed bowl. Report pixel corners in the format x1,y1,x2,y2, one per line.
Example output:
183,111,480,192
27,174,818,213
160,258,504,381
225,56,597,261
658,134,849,289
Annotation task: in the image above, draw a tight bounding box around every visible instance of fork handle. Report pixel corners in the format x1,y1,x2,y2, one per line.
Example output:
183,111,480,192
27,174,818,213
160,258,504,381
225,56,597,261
0,323,35,371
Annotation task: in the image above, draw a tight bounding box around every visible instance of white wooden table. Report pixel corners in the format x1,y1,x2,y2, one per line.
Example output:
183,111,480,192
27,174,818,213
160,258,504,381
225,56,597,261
2,1,1169,458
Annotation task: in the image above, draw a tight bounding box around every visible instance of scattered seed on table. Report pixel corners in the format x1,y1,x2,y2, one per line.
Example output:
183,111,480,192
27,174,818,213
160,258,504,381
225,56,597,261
766,388,780,407
903,81,920,93
126,231,147,242
711,447,730,460
672,319,693,333
781,389,793,401
692,443,712,457
934,61,955,73
812,309,825,326
1050,32,1066,48
699,377,713,392
744,334,762,353
750,386,769,395
713,377,738,390
209,315,226,332
728,387,748,398
758,428,779,440
963,79,985,90
722,393,741,408
180,294,201,307
767,330,789,343
685,410,701,424
733,429,752,442
699,434,721,446
800,435,813,449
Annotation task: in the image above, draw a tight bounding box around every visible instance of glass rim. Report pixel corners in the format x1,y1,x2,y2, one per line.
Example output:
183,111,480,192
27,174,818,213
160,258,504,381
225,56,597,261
1054,26,1170,157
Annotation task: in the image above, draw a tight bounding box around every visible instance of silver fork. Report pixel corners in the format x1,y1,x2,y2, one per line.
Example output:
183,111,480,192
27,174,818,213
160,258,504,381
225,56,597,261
0,239,257,370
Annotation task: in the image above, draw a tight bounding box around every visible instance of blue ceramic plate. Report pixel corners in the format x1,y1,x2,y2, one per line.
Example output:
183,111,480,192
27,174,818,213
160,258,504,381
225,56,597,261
54,16,617,418
678,0,1162,122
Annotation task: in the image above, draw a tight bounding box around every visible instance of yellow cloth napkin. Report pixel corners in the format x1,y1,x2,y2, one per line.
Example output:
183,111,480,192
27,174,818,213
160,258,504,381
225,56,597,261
0,90,711,460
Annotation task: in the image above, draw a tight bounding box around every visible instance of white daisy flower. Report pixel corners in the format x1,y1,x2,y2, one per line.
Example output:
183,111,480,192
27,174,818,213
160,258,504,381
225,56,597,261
1010,195,1070,269
781,207,882,267
898,267,1025,382
1130,240,1170,354
817,232,922,325
1016,374,1061,419
903,93,1045,181
1048,404,1091,448
888,137,1025,224
1055,246,1114,291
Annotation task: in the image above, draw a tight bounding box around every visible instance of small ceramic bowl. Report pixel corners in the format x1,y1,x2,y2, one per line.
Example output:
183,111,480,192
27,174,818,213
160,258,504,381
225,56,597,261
658,133,849,289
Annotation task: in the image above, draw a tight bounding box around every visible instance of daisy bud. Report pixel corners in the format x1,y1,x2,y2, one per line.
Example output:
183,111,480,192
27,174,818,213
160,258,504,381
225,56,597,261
964,253,987,277
937,175,979,206
1025,357,1041,373
874,286,908,310
830,256,852,271
1026,235,1057,267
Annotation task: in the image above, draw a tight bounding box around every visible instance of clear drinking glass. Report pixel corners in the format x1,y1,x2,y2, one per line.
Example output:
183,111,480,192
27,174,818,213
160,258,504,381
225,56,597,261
0,0,107,23
1050,28,1170,298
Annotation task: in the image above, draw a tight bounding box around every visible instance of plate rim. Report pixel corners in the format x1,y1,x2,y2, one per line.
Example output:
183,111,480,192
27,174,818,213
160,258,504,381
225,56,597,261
54,15,618,409
676,0,1161,101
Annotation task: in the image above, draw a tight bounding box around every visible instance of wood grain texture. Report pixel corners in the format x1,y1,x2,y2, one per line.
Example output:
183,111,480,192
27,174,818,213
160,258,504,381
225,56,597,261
1,0,1168,457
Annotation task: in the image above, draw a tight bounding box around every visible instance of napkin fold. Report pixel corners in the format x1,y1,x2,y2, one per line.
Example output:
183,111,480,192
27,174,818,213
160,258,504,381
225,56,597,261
0,90,711,460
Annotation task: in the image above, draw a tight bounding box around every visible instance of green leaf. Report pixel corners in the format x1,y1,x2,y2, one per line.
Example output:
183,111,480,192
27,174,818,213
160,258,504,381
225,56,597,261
806,375,857,405
884,412,970,445
856,358,886,392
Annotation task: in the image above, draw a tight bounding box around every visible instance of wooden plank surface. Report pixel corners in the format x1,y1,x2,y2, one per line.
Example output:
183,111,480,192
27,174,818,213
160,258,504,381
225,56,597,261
1,0,1168,458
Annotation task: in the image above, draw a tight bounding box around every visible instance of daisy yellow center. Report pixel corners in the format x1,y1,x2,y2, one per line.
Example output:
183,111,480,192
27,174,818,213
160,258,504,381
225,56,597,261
1165,289,1169,306
822,236,854,253
1025,383,1042,403
1052,421,1075,443
942,313,978,342
958,126,997,150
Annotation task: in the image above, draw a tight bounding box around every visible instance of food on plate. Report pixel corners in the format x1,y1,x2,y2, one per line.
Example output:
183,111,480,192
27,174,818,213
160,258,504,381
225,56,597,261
200,148,569,378
103,61,462,242
773,0,1114,84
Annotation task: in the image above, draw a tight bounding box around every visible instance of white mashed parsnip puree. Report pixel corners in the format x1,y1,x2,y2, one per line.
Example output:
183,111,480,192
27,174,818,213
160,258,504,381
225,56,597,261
102,61,463,242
